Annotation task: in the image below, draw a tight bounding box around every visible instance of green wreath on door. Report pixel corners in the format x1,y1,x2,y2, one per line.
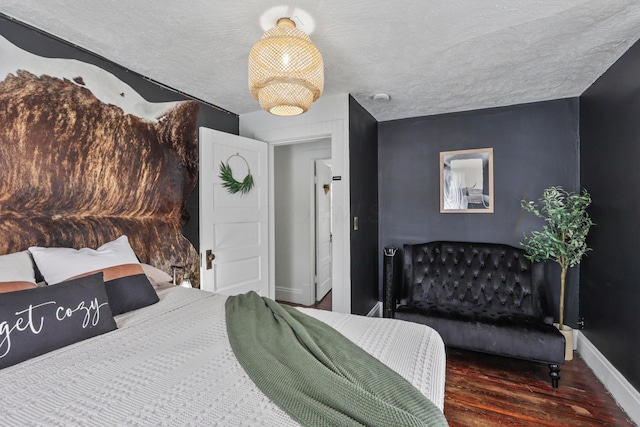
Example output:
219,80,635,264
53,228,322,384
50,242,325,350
219,153,254,195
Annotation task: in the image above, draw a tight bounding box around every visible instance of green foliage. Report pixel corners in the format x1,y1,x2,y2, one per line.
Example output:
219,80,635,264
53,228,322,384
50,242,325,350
219,161,254,195
520,187,593,270
520,186,594,327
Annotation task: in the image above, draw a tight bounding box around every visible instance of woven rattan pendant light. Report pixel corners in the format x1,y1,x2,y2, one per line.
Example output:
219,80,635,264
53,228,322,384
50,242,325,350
249,17,324,116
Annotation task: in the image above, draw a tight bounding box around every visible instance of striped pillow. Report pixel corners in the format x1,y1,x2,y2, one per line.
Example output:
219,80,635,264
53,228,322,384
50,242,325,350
29,236,158,315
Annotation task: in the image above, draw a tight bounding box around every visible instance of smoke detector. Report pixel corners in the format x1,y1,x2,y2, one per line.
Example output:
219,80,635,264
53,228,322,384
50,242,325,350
372,93,391,102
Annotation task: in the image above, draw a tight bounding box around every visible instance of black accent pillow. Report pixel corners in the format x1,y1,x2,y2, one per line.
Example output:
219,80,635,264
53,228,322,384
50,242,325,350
0,273,117,369
105,273,159,315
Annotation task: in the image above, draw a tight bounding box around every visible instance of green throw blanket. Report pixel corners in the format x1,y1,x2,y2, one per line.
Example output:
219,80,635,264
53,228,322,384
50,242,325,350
225,292,448,427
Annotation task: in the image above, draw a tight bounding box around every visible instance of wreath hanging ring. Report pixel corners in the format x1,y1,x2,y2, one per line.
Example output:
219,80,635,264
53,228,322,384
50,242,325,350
219,153,254,195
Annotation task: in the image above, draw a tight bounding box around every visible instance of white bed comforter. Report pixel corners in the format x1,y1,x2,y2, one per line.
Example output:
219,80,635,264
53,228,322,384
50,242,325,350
0,286,445,426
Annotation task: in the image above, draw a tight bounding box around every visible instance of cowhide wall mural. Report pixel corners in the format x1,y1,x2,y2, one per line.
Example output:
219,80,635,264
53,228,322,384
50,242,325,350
0,34,201,285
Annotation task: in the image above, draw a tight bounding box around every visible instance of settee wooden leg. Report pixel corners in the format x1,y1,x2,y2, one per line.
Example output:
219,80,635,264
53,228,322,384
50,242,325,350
549,364,561,388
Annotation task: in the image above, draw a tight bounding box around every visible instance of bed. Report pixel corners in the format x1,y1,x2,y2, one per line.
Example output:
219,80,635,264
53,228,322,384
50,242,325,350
0,284,446,425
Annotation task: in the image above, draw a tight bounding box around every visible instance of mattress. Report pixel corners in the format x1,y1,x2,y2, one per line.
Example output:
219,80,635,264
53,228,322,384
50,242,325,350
0,286,446,426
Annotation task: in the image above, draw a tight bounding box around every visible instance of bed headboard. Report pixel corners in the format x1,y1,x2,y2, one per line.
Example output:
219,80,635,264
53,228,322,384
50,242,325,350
0,43,201,285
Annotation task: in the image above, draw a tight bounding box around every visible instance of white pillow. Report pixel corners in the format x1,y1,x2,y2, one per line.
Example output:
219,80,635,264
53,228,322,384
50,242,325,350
29,235,139,285
140,263,173,285
0,250,36,283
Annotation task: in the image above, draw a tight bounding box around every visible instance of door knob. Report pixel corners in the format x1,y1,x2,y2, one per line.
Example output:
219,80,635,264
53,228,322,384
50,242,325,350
206,249,215,270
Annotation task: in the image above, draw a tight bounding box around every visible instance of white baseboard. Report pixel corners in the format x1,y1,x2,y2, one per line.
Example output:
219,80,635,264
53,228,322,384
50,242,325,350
367,301,382,317
576,331,640,425
275,285,310,306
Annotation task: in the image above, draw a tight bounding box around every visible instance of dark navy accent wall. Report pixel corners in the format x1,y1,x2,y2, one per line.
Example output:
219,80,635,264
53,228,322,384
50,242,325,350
0,15,239,251
349,96,379,315
378,99,581,325
580,39,640,390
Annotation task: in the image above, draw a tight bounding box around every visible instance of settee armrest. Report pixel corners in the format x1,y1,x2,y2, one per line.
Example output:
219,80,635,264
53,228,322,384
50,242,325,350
383,246,399,318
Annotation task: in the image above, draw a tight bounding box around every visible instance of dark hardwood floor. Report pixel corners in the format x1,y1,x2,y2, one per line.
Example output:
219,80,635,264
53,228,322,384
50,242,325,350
279,295,633,425
444,348,634,426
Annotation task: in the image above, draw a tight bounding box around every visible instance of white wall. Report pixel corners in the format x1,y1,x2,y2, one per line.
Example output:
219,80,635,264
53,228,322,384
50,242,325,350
240,93,351,313
274,140,331,305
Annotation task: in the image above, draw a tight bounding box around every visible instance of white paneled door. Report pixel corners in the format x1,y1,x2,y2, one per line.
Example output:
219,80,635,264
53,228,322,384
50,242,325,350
315,159,332,302
199,127,268,296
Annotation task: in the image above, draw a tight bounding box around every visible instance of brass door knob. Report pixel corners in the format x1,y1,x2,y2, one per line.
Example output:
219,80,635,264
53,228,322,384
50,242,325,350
205,249,215,269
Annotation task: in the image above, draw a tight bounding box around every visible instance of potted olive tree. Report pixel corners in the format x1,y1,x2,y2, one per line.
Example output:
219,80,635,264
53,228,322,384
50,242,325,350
520,186,594,360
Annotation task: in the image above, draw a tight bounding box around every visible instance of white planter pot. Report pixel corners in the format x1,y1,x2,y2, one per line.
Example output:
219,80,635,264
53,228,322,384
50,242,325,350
554,323,574,361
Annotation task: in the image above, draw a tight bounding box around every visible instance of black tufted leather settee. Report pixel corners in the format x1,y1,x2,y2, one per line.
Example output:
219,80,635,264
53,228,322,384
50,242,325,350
383,241,566,388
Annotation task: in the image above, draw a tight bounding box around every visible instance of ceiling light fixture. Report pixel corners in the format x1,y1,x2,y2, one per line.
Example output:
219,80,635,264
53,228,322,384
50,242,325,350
248,17,324,116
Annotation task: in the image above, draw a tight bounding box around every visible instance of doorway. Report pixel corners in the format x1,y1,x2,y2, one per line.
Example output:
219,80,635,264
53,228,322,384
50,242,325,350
273,139,331,306
249,117,349,314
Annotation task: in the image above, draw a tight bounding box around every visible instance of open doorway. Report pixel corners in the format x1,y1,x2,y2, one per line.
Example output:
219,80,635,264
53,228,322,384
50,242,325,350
273,138,332,308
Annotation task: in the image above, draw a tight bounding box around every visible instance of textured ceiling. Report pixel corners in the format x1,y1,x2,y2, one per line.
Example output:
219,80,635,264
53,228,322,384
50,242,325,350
2,1,640,121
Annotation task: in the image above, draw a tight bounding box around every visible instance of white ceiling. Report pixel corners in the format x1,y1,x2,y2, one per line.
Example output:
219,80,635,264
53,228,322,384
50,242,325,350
2,1,640,121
